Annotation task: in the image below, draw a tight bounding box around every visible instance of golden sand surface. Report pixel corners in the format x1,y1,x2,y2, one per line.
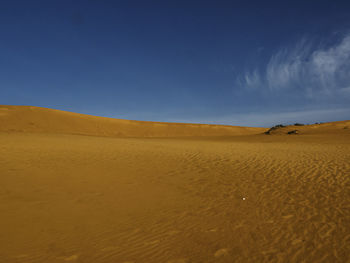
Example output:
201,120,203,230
0,106,265,137
0,106,350,262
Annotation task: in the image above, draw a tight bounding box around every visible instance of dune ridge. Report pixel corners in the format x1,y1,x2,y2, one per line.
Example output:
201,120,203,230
264,121,350,135
0,105,265,137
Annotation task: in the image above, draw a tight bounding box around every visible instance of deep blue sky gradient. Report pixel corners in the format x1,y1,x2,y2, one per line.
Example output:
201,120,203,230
1,0,350,126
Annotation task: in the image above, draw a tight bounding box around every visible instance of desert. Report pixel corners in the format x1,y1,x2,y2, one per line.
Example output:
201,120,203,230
1,106,349,262
3,1,350,262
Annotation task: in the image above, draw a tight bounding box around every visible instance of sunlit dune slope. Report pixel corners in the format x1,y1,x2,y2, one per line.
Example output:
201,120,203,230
1,132,349,262
1,105,350,262
0,105,266,137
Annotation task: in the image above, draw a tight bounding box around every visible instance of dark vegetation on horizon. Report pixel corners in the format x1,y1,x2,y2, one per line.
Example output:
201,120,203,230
264,123,308,135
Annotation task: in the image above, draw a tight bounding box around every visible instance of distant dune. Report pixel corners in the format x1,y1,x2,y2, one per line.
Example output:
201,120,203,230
264,121,350,135
0,105,266,137
1,105,349,137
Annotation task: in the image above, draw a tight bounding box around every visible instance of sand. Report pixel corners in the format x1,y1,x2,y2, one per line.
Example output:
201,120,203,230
0,106,265,137
0,106,349,262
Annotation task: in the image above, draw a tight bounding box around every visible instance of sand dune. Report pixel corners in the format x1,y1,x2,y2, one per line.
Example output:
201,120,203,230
0,106,265,137
0,106,349,262
265,121,350,135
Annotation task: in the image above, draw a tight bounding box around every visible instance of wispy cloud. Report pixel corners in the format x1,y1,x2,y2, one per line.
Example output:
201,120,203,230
240,34,350,98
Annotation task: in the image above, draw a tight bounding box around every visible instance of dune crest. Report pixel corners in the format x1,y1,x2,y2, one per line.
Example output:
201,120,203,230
264,121,350,135
0,105,265,137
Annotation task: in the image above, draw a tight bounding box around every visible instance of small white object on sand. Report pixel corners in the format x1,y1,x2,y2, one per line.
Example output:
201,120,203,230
242,197,246,200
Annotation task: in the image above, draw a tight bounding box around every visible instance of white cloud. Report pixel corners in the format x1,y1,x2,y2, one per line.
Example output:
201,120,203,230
240,34,350,97
244,69,261,90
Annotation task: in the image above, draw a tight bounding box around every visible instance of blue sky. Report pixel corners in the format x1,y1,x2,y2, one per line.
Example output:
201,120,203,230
1,0,350,127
